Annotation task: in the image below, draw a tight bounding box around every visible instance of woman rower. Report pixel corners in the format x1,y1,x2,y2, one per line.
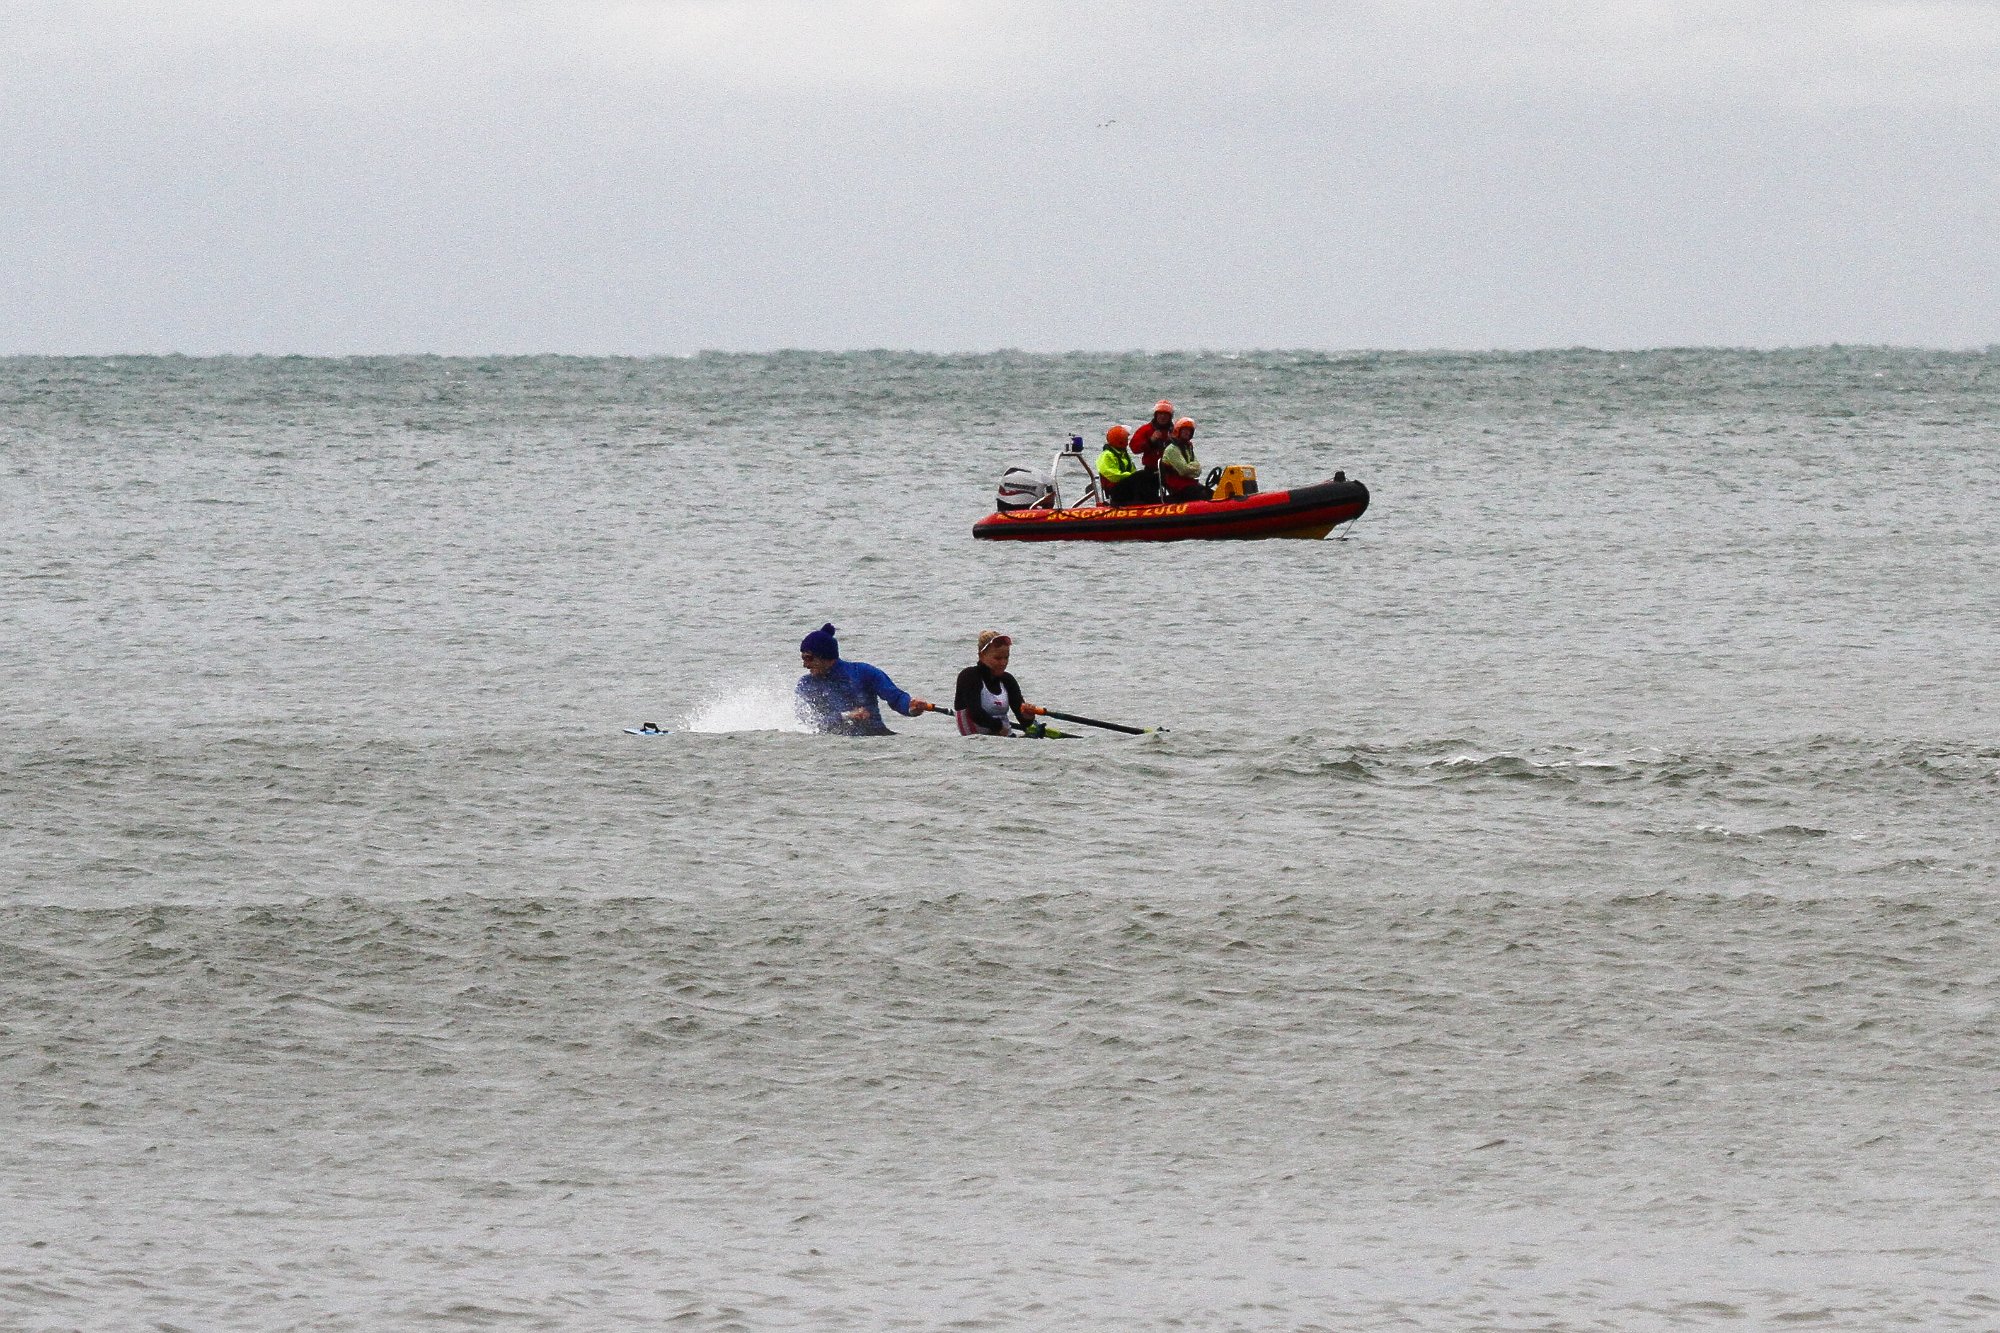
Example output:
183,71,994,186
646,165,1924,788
953,631,1045,736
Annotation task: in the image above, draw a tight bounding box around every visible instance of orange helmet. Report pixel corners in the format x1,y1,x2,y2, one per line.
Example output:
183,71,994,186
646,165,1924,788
1174,417,1195,438
1153,399,1174,415
1105,423,1130,447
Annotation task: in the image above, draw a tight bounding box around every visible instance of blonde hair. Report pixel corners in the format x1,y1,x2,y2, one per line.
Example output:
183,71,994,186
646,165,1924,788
976,630,1011,653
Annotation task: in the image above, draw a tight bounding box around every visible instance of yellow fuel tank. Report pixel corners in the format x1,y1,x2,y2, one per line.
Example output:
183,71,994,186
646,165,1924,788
1212,464,1259,500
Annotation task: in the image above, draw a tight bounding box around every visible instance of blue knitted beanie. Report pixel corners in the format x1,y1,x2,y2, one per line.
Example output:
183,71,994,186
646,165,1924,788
800,623,839,659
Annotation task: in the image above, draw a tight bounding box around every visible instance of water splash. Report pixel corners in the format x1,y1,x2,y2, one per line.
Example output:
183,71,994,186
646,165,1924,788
680,675,808,733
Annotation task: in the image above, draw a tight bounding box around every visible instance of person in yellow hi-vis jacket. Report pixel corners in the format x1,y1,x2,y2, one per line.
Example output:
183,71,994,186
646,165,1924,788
1095,423,1150,505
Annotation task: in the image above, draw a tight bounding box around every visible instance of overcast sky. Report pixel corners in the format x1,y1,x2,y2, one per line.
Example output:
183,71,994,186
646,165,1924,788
5,0,1998,353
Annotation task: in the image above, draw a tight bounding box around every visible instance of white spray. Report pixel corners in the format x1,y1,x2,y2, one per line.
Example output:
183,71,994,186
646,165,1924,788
678,674,811,733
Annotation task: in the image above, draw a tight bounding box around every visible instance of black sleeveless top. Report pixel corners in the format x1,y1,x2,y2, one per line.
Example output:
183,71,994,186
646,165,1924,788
953,665,1025,734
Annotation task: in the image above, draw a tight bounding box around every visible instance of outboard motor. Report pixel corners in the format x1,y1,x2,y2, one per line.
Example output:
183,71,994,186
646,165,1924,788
995,467,1053,512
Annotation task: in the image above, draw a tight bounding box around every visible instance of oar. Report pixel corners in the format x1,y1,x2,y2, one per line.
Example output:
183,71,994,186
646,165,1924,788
1038,709,1157,736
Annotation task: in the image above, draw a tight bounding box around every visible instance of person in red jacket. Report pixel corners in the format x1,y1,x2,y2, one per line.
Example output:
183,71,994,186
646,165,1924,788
1124,399,1176,502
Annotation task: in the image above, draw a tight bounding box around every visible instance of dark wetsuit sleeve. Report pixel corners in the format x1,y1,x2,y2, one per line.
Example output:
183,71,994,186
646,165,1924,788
952,666,983,715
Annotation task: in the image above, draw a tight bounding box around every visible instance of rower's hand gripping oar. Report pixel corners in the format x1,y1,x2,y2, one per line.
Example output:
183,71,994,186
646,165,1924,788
1038,709,1158,736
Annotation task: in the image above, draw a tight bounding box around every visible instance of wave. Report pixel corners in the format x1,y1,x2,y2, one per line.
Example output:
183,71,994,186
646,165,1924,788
1227,734,2000,795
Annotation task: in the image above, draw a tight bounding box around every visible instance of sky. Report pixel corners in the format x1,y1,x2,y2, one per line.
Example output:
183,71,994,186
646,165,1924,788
4,0,1998,353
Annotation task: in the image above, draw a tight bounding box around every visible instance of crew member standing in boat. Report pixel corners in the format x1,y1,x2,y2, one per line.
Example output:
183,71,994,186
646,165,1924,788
795,623,935,736
1161,417,1212,501
952,631,1044,736
1096,424,1148,506
1126,399,1177,502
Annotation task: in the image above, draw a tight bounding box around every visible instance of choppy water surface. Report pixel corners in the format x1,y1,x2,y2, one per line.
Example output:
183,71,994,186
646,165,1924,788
4,350,1998,1329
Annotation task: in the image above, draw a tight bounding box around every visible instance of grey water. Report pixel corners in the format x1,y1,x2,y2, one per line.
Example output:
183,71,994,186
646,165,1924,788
4,349,1998,1330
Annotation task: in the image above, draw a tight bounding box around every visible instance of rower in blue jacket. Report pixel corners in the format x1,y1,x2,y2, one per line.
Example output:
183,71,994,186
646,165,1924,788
795,623,936,736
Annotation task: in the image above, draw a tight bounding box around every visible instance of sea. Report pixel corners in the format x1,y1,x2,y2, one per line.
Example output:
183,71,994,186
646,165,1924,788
3,348,1997,1330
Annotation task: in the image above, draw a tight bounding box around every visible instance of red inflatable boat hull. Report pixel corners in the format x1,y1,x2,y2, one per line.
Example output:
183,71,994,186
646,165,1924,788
973,477,1369,542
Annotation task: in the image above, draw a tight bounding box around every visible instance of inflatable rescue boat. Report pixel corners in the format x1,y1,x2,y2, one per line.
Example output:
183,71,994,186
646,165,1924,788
973,440,1368,543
